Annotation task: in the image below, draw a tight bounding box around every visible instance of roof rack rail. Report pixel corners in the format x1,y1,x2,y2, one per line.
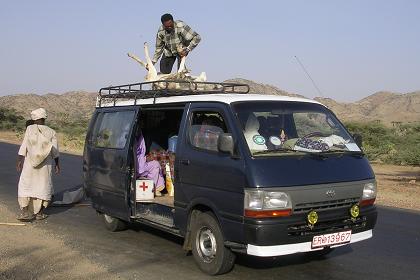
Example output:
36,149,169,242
97,80,250,107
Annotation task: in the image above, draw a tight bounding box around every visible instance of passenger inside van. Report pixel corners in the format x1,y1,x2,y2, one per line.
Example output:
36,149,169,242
244,114,267,151
135,127,165,196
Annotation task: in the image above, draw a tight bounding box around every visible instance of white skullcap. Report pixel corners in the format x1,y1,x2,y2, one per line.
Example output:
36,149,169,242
30,108,47,120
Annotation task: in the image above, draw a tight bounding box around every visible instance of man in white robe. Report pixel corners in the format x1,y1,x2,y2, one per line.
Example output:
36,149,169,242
16,108,60,221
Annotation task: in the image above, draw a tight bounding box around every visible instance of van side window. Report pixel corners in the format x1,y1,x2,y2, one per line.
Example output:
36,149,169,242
94,111,135,149
189,111,228,152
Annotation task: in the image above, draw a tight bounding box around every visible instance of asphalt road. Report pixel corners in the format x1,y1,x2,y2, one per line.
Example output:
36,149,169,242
0,142,419,280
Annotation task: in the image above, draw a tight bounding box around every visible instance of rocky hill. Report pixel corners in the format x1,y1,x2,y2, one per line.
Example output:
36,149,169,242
226,78,420,124
315,91,420,124
0,91,96,121
1,80,419,124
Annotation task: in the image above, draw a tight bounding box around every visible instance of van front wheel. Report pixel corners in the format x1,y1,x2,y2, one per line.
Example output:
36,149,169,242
191,212,236,275
102,214,127,232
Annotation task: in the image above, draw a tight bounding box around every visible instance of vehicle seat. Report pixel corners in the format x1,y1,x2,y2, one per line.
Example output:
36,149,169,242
244,114,267,151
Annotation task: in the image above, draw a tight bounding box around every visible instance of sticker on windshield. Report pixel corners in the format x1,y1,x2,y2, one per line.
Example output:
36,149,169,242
253,135,266,145
269,136,281,146
345,143,361,152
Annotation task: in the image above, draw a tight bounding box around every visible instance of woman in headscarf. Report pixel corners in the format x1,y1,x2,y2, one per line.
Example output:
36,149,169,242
135,127,165,197
16,108,60,221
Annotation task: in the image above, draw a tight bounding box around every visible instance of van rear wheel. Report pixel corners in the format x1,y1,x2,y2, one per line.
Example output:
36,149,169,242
102,214,127,232
191,212,236,275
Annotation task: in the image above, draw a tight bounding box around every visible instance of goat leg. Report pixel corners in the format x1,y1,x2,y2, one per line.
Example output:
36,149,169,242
127,53,147,68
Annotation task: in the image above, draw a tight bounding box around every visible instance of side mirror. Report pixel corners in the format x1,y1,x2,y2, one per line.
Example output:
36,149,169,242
218,133,235,156
353,133,363,148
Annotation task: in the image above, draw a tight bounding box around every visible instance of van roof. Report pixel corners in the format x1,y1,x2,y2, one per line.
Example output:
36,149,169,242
96,80,323,108
97,93,322,107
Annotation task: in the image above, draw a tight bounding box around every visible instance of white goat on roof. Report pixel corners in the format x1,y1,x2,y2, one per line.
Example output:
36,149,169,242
127,42,206,88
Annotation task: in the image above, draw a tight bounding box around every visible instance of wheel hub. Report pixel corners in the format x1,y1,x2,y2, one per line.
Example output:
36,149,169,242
197,227,217,262
104,214,113,223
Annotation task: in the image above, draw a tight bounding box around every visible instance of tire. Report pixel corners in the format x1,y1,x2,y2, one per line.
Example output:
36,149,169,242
102,214,127,232
306,247,335,258
191,211,236,275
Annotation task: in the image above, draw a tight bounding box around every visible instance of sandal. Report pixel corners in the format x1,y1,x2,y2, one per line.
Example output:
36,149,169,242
35,213,48,220
17,211,34,222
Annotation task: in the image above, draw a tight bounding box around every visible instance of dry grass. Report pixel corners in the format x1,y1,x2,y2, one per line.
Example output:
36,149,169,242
0,130,83,155
0,130,22,143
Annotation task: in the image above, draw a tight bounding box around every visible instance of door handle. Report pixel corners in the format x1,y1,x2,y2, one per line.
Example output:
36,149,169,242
180,159,190,165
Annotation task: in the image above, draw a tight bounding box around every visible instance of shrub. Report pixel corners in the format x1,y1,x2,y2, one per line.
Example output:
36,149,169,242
345,121,420,166
0,108,26,132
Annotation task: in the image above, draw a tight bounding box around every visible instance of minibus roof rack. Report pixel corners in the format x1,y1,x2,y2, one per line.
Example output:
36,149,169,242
97,80,250,105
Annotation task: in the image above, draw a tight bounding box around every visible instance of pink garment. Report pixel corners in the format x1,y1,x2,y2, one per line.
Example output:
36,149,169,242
136,134,165,190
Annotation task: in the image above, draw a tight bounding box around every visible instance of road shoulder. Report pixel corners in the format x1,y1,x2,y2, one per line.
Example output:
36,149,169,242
0,202,117,280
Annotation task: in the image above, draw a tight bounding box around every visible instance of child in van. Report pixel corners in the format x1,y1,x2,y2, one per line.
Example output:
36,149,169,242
135,128,165,196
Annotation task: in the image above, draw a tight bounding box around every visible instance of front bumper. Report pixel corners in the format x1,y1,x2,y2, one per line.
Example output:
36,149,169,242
242,205,377,256
247,229,372,257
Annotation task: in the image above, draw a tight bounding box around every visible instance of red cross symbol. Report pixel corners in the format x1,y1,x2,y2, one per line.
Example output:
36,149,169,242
140,182,148,191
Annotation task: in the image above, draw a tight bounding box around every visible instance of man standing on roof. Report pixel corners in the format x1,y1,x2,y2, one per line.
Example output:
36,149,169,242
151,13,201,74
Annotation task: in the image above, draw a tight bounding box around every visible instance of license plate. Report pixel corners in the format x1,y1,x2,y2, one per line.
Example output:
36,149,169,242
311,230,352,248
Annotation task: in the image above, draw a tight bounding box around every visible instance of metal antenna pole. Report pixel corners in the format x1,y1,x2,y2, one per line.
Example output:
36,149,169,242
294,56,324,98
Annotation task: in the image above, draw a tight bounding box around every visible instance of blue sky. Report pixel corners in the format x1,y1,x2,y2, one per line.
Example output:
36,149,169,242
1,0,419,101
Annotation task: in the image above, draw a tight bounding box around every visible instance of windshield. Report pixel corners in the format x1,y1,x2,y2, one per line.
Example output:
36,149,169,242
232,101,361,156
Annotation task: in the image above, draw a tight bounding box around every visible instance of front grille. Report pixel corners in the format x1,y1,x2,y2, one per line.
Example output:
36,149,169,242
294,197,360,214
287,216,367,237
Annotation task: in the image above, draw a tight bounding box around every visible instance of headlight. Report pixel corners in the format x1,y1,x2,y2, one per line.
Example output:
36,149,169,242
263,192,292,209
362,182,377,199
245,190,292,218
360,182,377,206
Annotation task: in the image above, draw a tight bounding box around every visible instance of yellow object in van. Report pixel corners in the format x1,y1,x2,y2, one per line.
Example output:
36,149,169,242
165,163,174,197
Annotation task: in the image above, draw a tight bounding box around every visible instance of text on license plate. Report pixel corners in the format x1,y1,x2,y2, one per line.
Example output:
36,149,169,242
311,230,352,248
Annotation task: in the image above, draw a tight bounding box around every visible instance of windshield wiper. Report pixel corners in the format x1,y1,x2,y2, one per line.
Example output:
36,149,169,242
319,150,365,157
253,147,310,156
253,148,364,159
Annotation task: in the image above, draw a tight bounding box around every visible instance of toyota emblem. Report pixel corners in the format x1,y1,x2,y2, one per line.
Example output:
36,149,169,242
326,189,336,198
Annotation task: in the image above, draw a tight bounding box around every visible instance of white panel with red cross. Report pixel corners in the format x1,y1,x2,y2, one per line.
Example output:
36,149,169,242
135,179,154,201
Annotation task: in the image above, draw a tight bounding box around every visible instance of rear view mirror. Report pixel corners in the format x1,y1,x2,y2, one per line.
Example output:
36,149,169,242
218,133,235,156
353,133,363,148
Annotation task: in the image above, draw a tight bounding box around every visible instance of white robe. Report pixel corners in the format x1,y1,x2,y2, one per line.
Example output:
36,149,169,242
18,125,59,201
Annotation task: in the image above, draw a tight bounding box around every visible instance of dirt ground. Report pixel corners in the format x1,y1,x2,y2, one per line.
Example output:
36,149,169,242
0,130,22,145
372,164,420,211
0,204,118,280
1,132,419,211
